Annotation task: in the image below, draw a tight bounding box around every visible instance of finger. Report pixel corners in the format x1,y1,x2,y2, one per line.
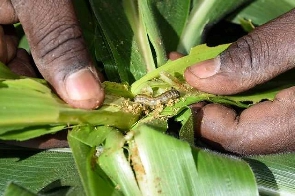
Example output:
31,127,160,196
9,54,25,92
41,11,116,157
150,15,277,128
0,25,18,63
0,26,7,62
7,48,39,77
11,0,104,109
185,9,295,95
193,87,295,155
3,25,18,62
0,0,18,24
168,51,184,61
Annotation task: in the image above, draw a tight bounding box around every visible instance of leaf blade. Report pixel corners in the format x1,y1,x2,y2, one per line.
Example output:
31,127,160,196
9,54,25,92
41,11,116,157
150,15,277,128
132,124,258,195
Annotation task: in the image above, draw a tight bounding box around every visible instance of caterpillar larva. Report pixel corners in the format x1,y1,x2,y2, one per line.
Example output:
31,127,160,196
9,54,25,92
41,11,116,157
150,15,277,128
134,89,180,107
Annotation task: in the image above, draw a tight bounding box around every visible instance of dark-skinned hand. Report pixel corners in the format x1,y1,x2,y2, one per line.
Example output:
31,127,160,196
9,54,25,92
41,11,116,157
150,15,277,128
184,9,295,155
0,1,105,148
0,0,104,110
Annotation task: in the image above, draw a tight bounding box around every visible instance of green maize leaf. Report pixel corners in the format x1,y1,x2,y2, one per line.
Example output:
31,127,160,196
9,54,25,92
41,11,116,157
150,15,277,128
131,44,230,94
97,129,141,196
4,183,36,196
75,0,121,82
103,81,134,98
138,0,167,67
69,125,142,196
0,81,62,133
159,93,247,119
0,76,140,140
0,62,20,79
228,85,289,105
238,18,255,32
228,67,295,104
14,23,30,52
59,104,140,131
69,123,259,196
88,0,192,81
177,0,250,54
69,125,113,148
246,153,295,195
95,24,121,82
230,0,295,26
4,181,78,196
89,0,147,83
73,0,120,80
0,78,51,93
0,147,83,195
68,128,122,196
130,123,258,195
149,0,191,54
18,36,30,53
72,0,98,63
175,107,195,146
193,149,258,196
135,115,169,135
123,0,156,73
0,125,65,141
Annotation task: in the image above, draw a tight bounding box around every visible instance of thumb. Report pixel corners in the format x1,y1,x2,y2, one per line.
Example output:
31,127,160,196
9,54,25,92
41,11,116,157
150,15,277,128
185,9,295,95
11,0,104,109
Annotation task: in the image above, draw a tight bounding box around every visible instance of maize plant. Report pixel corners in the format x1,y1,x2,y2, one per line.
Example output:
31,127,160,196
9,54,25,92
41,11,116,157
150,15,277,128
1,0,295,195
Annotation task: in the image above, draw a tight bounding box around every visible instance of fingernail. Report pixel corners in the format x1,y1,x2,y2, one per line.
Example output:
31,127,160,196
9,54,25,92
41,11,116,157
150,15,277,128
65,69,102,101
188,58,220,78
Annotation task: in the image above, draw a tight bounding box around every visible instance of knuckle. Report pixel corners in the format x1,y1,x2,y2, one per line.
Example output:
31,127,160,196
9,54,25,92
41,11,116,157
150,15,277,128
37,22,84,59
32,21,90,76
17,0,87,66
0,0,18,24
220,33,262,73
219,29,286,89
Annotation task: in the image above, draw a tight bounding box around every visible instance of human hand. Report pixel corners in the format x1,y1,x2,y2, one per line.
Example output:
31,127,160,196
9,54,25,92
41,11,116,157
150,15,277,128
184,9,295,155
0,0,104,109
